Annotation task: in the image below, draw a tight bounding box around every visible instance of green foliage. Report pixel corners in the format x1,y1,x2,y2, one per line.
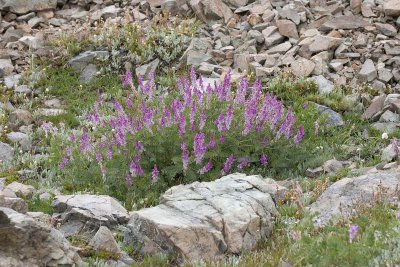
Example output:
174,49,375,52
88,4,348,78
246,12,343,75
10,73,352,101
26,195,53,215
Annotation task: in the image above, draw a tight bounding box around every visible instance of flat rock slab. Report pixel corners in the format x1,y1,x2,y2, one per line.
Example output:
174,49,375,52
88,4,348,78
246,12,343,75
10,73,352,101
0,0,57,14
124,173,286,262
307,171,400,227
52,194,129,237
0,207,82,266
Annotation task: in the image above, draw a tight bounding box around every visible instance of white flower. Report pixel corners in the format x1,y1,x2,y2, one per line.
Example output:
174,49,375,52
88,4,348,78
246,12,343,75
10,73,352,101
382,132,389,139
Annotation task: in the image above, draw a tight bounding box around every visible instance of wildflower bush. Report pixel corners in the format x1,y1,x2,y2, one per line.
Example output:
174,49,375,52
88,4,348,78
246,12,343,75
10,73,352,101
43,69,305,208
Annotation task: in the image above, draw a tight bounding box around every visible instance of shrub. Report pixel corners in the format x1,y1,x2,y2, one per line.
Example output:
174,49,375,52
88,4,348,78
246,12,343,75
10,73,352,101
43,69,305,208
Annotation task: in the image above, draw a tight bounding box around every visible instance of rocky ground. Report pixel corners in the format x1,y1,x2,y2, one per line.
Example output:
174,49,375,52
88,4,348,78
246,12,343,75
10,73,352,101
1,0,400,266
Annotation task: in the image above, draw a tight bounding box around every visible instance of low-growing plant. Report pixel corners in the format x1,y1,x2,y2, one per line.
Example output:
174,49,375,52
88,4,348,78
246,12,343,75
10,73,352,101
43,69,306,208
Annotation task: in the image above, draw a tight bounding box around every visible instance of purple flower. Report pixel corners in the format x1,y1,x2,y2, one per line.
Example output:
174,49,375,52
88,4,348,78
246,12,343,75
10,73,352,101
349,225,359,243
198,161,213,175
276,109,296,140
69,133,76,142
178,115,186,137
208,134,216,150
219,135,225,144
126,95,133,108
215,113,226,132
194,132,207,164
66,146,73,160
79,131,92,154
125,174,133,186
136,141,144,153
122,69,133,88
235,78,248,105
190,101,197,131
260,154,268,166
237,157,249,170
225,106,234,130
181,142,189,171
106,145,113,160
129,159,143,177
221,155,235,175
294,125,305,143
199,110,206,131
59,156,69,170
152,165,159,184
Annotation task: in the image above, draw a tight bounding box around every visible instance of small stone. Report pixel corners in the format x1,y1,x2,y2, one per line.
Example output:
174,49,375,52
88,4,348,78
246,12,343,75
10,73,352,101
358,59,377,82
291,57,315,77
323,159,344,174
305,167,324,178
309,75,334,95
6,132,31,151
276,19,299,39
379,110,399,122
383,0,400,17
378,68,393,82
381,144,397,162
8,109,33,130
315,103,344,127
362,95,386,120
0,58,14,78
0,142,14,164
5,182,36,199
375,23,397,37
89,226,122,255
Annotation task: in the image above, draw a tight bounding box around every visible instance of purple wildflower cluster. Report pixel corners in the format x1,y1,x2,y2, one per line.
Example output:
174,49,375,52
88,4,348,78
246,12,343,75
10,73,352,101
57,68,305,186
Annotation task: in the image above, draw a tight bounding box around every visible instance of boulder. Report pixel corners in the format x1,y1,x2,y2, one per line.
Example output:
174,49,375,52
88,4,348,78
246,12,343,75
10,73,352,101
52,194,129,237
124,173,286,262
307,171,400,226
0,207,82,266
0,0,57,14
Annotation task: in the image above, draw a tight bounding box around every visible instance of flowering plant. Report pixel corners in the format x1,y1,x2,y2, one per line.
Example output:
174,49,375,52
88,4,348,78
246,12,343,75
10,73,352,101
52,69,305,207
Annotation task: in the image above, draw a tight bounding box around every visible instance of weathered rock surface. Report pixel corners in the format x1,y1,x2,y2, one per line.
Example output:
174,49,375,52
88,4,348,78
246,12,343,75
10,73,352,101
0,0,57,15
307,171,400,226
52,194,129,237
124,173,286,262
0,207,82,266
5,182,36,199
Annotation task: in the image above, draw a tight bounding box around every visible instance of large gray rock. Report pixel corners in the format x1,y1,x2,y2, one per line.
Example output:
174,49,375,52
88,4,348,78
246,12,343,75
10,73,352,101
124,173,286,262
307,171,400,227
52,194,129,237
0,0,57,14
0,207,82,266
